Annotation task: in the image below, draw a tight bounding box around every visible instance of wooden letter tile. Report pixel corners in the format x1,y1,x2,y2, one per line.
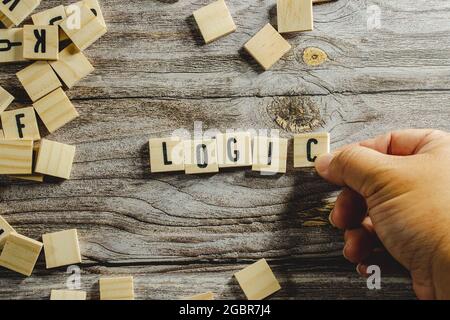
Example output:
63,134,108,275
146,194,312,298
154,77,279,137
185,292,215,300
50,290,86,300
0,232,43,276
184,139,219,174
23,25,59,60
149,137,184,173
0,0,40,26
0,140,33,174
9,144,44,182
0,28,25,63
31,5,67,26
43,229,81,268
216,132,252,168
252,137,288,174
16,61,62,102
1,107,40,140
277,0,313,33
293,132,330,167
35,139,76,179
49,44,94,88
0,85,14,114
0,215,16,249
244,24,291,70
193,0,236,44
33,88,79,133
99,276,134,300
71,0,106,28
234,258,281,300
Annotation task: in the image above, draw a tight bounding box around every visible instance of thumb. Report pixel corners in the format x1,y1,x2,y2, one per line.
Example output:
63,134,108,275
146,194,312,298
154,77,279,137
315,145,394,197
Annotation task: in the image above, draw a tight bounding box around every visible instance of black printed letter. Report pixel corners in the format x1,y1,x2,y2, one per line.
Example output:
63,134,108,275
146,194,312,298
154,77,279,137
227,138,239,162
34,29,46,53
15,113,25,138
2,0,20,12
162,142,172,165
196,144,208,168
307,138,318,162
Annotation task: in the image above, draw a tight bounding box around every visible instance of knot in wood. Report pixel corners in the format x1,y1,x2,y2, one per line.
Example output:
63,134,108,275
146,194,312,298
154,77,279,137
303,47,327,66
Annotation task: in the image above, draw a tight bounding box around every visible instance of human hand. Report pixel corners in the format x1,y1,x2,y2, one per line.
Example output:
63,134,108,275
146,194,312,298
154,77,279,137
315,129,450,300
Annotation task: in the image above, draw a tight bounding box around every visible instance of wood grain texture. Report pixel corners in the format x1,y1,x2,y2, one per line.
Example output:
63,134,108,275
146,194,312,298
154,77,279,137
1,0,450,299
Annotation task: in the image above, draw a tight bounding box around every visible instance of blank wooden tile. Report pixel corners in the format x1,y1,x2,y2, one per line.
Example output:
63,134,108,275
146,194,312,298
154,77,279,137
0,11,14,28
23,25,59,60
33,88,79,133
50,290,86,300
31,5,67,41
0,85,14,114
0,28,25,63
0,232,43,276
277,0,313,33
1,107,40,140
216,132,252,168
186,292,215,300
252,137,288,174
43,229,81,269
0,140,33,174
244,24,291,70
0,0,40,26
60,4,106,51
49,44,94,88
9,144,44,182
99,276,134,300
35,139,76,179
149,137,184,173
184,139,219,174
0,215,15,249
234,258,281,300
293,132,330,167
16,61,62,102
193,0,236,44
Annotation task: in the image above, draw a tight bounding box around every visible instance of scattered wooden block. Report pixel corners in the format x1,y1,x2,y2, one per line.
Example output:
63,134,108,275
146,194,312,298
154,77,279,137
0,215,16,249
72,0,106,28
0,232,43,276
0,28,25,63
33,88,79,133
0,140,33,174
277,0,313,33
50,290,86,300
43,229,81,269
31,5,68,41
0,85,14,114
149,137,185,173
60,4,106,51
193,0,236,44
234,258,281,300
0,0,40,26
9,144,44,182
35,139,76,179
23,25,59,60
293,132,330,167
0,11,14,28
49,44,94,88
16,61,62,102
1,107,40,140
244,24,291,70
252,136,288,174
216,132,252,168
185,292,215,300
99,276,134,300
184,139,219,174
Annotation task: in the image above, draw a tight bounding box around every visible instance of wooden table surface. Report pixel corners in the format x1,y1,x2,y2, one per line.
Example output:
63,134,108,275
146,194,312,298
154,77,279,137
1,0,450,300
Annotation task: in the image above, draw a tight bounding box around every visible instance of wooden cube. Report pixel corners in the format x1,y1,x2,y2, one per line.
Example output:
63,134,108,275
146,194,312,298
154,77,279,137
252,137,288,174
49,44,94,88
216,132,252,168
0,28,25,63
43,229,81,268
293,132,330,167
60,4,106,51
0,140,33,174
31,5,68,41
33,88,79,133
0,215,16,249
185,292,215,300
1,107,40,140
244,24,291,70
0,0,40,26
16,61,62,102
35,139,76,179
9,144,44,182
193,0,236,44
184,139,219,174
99,276,134,300
149,137,185,173
70,0,106,28
0,11,15,28
277,0,313,33
234,258,281,300
23,25,59,60
0,232,43,276
50,290,86,300
0,85,14,114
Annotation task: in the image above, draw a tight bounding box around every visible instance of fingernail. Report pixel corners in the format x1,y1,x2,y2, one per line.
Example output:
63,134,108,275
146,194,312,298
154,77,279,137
328,209,336,227
342,245,349,260
315,153,334,175
356,264,363,276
